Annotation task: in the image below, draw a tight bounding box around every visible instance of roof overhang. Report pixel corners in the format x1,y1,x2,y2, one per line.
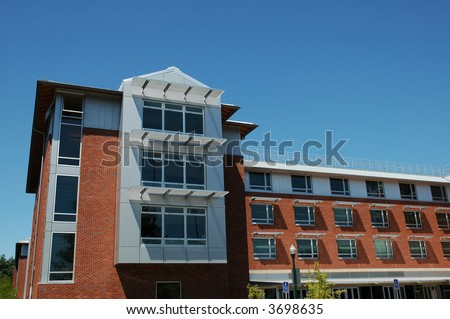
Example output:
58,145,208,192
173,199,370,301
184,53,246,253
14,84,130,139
223,120,258,139
128,186,228,201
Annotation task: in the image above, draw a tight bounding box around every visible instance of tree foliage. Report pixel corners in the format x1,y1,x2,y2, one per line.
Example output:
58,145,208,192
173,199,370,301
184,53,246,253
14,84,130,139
305,262,344,299
0,255,16,299
0,255,14,279
247,284,264,299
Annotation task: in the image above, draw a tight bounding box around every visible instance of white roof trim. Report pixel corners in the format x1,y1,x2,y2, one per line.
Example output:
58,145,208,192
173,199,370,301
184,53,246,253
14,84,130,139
252,232,284,238
251,197,281,203
128,186,228,201
293,199,322,205
333,201,360,207
129,129,226,148
295,232,325,238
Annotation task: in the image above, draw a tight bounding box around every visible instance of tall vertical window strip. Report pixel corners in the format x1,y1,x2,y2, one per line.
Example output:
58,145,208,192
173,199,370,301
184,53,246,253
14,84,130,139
366,181,385,197
143,101,204,135
294,206,315,226
58,95,83,165
334,207,353,227
54,176,78,222
291,175,312,193
330,178,350,196
253,238,276,259
431,186,448,202
49,233,75,281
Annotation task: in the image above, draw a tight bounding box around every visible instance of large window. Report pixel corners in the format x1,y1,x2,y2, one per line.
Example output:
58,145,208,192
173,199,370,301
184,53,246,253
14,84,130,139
404,211,422,229
441,242,450,258
366,181,385,197
141,206,206,246
58,95,83,165
143,101,204,135
437,213,450,229
334,208,353,227
399,183,417,200
431,186,448,202
49,233,75,281
142,152,205,189
337,239,357,259
251,204,274,224
294,206,315,226
330,178,350,196
409,240,427,259
374,239,394,259
370,209,389,228
249,172,272,191
54,176,78,222
291,175,312,193
253,238,276,259
297,238,319,259
156,282,181,299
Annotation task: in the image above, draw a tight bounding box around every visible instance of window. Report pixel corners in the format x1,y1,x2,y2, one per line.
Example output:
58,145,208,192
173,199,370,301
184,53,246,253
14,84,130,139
337,239,357,259
334,208,353,227
431,186,448,202
330,178,350,196
404,211,422,229
249,172,272,191
374,239,394,259
141,206,206,246
441,242,450,258
291,175,312,193
297,238,319,259
142,152,205,189
54,176,78,222
58,95,83,165
253,238,276,259
370,210,389,228
399,183,417,200
156,282,181,299
437,213,450,229
409,240,427,258
251,204,274,224
294,206,315,226
49,233,75,281
143,101,204,135
366,181,385,197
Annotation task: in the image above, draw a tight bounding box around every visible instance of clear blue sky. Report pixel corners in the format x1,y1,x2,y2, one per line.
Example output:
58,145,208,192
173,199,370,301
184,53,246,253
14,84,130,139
1,0,449,258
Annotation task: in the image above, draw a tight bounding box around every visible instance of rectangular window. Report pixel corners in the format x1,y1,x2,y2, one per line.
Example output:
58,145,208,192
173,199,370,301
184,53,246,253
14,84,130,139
156,282,181,299
142,152,205,189
441,242,450,258
399,183,417,200
294,206,315,226
437,213,450,229
409,240,427,259
58,95,83,165
330,178,350,196
54,176,78,222
49,233,75,281
291,175,312,193
141,206,206,246
249,172,272,191
374,239,394,259
337,239,357,259
404,211,422,229
366,181,385,197
143,101,204,135
370,209,389,228
334,207,353,227
297,238,319,259
253,238,276,259
251,204,274,224
431,186,448,202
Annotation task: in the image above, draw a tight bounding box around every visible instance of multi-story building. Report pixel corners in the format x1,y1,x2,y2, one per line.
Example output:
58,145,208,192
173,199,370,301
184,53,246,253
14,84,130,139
16,67,450,299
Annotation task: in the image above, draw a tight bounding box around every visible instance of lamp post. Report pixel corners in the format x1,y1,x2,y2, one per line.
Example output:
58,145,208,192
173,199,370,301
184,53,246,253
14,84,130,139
289,244,299,299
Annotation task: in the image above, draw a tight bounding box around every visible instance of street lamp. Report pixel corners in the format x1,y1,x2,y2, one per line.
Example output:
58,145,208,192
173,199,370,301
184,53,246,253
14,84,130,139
289,244,299,299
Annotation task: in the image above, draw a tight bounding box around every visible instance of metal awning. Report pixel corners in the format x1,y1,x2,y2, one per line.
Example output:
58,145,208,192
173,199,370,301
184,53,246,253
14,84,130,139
252,232,284,238
436,207,450,212
250,197,281,203
295,232,325,238
373,234,400,239
128,186,228,201
403,205,426,211
129,129,226,148
333,201,360,207
440,236,450,241
370,203,394,209
293,199,322,206
408,235,433,240
336,233,364,238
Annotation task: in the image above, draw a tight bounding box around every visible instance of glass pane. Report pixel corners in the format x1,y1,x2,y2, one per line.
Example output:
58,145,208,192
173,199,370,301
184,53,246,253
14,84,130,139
186,162,204,185
437,213,449,228
142,158,162,183
295,206,314,225
330,178,344,193
298,239,312,256
63,95,83,112
165,109,183,132
164,215,184,239
185,112,203,134
59,124,81,160
187,215,206,239
187,208,205,215
165,160,184,184
50,233,75,272
49,273,73,281
292,175,307,191
143,107,162,130
143,101,161,108
374,240,387,255
141,214,162,238
54,176,78,215
54,214,77,222
249,172,266,187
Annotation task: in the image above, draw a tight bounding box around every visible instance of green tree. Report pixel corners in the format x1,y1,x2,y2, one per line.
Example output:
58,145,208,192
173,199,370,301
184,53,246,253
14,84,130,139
305,262,344,299
247,284,264,299
0,255,14,278
0,254,16,299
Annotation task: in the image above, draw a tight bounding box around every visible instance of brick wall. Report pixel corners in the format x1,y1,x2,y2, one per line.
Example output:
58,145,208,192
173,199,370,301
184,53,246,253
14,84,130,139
13,255,28,298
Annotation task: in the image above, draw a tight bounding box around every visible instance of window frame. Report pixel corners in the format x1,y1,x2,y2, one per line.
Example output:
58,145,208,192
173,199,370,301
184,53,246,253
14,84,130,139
333,207,354,227
399,183,417,200
330,178,350,196
297,238,319,259
370,209,389,228
430,185,448,202
366,180,385,198
374,239,394,259
294,206,315,226
337,238,357,259
249,172,272,191
404,211,422,229
53,175,79,223
58,95,84,166
437,213,450,229
250,203,274,224
253,237,277,259
441,241,450,258
48,232,76,282
409,240,427,259
291,175,312,193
